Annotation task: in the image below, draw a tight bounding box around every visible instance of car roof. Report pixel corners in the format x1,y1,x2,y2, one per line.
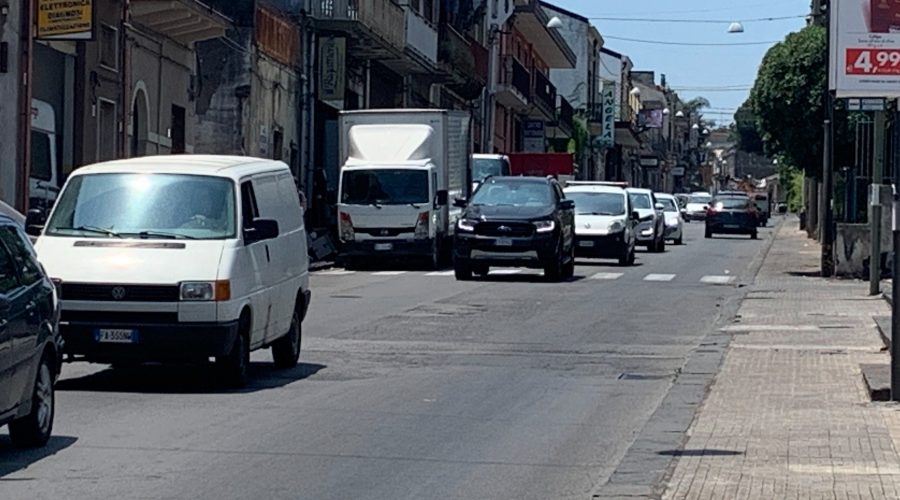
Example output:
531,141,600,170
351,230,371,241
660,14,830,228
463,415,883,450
68,155,290,180
564,185,626,194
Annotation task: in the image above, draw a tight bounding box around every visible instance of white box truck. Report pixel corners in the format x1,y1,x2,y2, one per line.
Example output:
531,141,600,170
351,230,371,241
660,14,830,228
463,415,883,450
336,109,472,268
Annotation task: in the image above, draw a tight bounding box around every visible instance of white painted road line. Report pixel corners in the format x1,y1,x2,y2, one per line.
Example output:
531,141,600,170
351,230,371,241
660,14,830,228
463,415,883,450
701,275,734,285
372,271,407,276
590,272,624,280
491,269,523,275
644,274,676,282
314,270,356,276
426,271,456,276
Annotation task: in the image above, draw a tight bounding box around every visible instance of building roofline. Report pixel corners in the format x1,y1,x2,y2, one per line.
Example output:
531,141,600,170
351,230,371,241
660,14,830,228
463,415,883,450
539,1,589,23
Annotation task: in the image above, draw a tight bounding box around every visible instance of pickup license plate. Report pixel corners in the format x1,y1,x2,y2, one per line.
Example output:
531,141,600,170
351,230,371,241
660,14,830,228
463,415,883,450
374,243,393,251
95,329,138,344
723,224,740,229
495,238,513,247
578,240,595,248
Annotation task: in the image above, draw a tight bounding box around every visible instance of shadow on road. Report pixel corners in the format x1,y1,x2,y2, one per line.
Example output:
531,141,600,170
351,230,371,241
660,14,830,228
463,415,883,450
575,260,644,268
0,435,78,478
658,448,744,457
57,362,327,394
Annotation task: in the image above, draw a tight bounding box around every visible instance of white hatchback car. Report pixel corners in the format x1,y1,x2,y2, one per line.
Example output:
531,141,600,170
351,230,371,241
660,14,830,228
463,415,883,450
31,155,311,388
655,193,684,245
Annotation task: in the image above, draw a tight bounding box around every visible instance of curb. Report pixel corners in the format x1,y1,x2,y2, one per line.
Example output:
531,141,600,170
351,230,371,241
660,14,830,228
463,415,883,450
861,363,891,402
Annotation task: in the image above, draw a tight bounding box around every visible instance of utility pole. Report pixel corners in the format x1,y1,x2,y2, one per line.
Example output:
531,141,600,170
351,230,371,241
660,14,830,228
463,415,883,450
871,110,886,296
892,104,900,401
821,0,835,276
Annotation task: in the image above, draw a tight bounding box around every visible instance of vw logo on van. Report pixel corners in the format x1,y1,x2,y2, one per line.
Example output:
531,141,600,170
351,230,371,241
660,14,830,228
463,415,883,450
110,286,127,301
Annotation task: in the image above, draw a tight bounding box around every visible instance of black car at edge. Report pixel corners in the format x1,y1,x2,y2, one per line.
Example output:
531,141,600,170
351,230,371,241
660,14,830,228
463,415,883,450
705,196,759,239
453,176,575,281
0,215,61,447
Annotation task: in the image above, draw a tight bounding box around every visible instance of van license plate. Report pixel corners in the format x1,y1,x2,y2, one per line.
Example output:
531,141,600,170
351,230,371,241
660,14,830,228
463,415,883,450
95,329,138,344
495,238,513,247
374,243,393,251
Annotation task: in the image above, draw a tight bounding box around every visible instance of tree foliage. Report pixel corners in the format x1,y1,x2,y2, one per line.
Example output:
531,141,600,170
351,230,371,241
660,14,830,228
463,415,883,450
749,25,826,176
732,101,764,154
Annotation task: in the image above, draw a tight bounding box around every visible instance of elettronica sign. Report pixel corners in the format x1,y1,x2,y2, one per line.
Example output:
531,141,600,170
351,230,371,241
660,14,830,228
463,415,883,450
830,0,900,97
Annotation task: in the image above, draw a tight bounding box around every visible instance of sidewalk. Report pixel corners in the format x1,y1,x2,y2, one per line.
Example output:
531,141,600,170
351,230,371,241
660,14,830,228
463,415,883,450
662,218,900,499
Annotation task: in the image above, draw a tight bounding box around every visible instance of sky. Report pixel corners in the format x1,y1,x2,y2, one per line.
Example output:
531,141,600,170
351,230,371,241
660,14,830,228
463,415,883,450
546,0,811,125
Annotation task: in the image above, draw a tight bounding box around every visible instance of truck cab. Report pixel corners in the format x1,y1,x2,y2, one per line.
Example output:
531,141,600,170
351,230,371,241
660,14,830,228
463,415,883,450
30,100,60,220
472,154,510,192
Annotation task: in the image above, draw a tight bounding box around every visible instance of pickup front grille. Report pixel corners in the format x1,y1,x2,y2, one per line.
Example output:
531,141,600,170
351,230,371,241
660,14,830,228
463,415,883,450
475,222,535,238
61,283,180,302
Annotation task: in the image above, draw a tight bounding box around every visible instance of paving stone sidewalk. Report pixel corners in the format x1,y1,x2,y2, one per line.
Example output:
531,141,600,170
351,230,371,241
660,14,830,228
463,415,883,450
662,218,900,499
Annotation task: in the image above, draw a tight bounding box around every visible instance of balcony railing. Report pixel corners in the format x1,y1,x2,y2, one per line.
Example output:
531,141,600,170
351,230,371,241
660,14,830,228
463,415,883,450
557,96,574,133
312,0,405,51
532,69,556,118
469,35,489,83
404,7,438,63
499,55,531,100
438,24,475,77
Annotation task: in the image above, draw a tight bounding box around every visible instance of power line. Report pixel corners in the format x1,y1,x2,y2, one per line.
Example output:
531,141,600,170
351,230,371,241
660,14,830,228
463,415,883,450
595,1,786,16
590,14,805,24
602,35,779,47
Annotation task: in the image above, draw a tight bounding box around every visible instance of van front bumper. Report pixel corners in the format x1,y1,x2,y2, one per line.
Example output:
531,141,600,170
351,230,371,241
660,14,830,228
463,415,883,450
340,239,433,258
61,319,240,363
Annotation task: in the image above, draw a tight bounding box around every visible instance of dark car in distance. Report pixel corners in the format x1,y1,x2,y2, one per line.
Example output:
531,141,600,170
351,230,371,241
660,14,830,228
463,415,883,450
705,196,759,239
0,215,61,447
453,176,575,281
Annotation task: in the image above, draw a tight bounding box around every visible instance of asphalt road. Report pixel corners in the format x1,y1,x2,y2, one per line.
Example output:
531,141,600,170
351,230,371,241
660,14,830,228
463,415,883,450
0,221,774,500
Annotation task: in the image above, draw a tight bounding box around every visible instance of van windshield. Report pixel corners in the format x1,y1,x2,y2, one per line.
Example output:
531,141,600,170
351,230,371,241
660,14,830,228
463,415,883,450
341,169,429,206
46,173,237,239
472,158,510,182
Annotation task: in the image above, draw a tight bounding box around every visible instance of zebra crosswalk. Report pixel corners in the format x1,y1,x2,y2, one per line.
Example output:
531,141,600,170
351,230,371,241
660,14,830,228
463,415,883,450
312,268,738,286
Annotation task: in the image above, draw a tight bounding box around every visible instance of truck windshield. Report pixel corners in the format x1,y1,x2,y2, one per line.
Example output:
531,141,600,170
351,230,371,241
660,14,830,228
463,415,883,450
341,169,429,205
31,131,53,182
46,173,237,239
473,158,510,181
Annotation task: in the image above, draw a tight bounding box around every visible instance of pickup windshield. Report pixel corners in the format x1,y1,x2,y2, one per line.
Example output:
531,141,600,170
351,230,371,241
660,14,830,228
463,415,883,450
566,192,625,215
46,173,237,239
472,158,510,182
341,169,429,205
470,181,552,207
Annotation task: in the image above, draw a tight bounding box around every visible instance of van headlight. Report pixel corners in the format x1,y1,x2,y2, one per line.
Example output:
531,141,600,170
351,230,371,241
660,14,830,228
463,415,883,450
180,280,231,301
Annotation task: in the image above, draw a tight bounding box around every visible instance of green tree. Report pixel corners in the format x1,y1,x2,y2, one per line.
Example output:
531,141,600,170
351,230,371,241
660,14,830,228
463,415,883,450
732,101,764,154
749,25,826,175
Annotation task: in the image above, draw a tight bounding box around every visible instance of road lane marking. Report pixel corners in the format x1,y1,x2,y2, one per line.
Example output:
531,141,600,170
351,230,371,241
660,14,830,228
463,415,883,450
372,271,407,276
426,271,456,276
314,270,356,276
700,275,734,285
644,273,676,282
490,269,522,275
590,272,624,280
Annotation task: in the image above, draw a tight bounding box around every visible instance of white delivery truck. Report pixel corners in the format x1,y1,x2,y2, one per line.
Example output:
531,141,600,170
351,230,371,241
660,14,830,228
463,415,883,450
30,99,60,212
336,109,472,268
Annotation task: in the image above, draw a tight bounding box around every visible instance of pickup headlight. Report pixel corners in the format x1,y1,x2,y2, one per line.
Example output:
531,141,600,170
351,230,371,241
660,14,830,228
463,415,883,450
457,219,477,232
534,220,555,233
180,280,231,301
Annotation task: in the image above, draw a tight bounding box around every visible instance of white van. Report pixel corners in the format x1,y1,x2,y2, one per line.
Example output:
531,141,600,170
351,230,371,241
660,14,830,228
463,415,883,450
31,155,311,387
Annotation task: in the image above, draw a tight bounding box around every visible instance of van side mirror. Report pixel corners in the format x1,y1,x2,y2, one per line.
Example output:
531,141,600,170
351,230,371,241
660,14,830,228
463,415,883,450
435,190,448,207
25,208,46,237
244,218,279,244
453,198,467,208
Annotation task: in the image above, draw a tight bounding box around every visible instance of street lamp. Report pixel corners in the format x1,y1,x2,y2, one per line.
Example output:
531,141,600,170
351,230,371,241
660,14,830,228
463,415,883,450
675,110,685,118
547,16,563,29
629,87,641,97
727,22,745,33
663,108,670,115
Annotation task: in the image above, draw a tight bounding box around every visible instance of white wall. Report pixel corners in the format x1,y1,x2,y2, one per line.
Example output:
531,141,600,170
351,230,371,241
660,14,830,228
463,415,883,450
547,11,589,109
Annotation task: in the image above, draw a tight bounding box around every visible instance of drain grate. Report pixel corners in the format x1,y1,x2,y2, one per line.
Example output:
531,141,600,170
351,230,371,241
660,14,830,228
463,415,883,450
617,373,672,381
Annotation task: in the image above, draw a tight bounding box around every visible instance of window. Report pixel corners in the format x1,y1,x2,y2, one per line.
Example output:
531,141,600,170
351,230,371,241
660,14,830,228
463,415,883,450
98,100,117,162
100,24,118,70
0,227,41,286
659,198,678,212
171,105,186,154
628,193,652,209
241,181,260,229
46,174,237,240
0,244,18,294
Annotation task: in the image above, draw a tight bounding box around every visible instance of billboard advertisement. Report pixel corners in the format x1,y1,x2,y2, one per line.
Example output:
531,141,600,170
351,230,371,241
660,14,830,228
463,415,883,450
830,0,900,97
37,0,94,40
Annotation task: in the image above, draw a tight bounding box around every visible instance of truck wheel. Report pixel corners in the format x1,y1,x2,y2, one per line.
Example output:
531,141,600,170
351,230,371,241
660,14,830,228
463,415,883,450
9,353,54,448
454,263,473,280
272,306,302,369
705,228,712,239
751,230,758,240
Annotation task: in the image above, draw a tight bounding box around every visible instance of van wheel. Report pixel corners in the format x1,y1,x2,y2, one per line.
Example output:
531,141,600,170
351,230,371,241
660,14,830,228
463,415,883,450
272,307,302,369
9,354,54,448
218,323,249,388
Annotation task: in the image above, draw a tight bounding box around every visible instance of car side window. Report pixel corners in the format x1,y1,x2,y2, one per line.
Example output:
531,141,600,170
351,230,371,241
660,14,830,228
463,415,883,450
0,227,41,286
0,242,19,294
240,181,259,230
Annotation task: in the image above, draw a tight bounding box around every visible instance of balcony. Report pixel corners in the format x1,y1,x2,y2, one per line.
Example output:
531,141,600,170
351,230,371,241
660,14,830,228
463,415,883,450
438,25,487,99
496,55,530,111
402,6,438,70
557,96,573,136
529,69,556,120
310,0,405,58
131,0,230,44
